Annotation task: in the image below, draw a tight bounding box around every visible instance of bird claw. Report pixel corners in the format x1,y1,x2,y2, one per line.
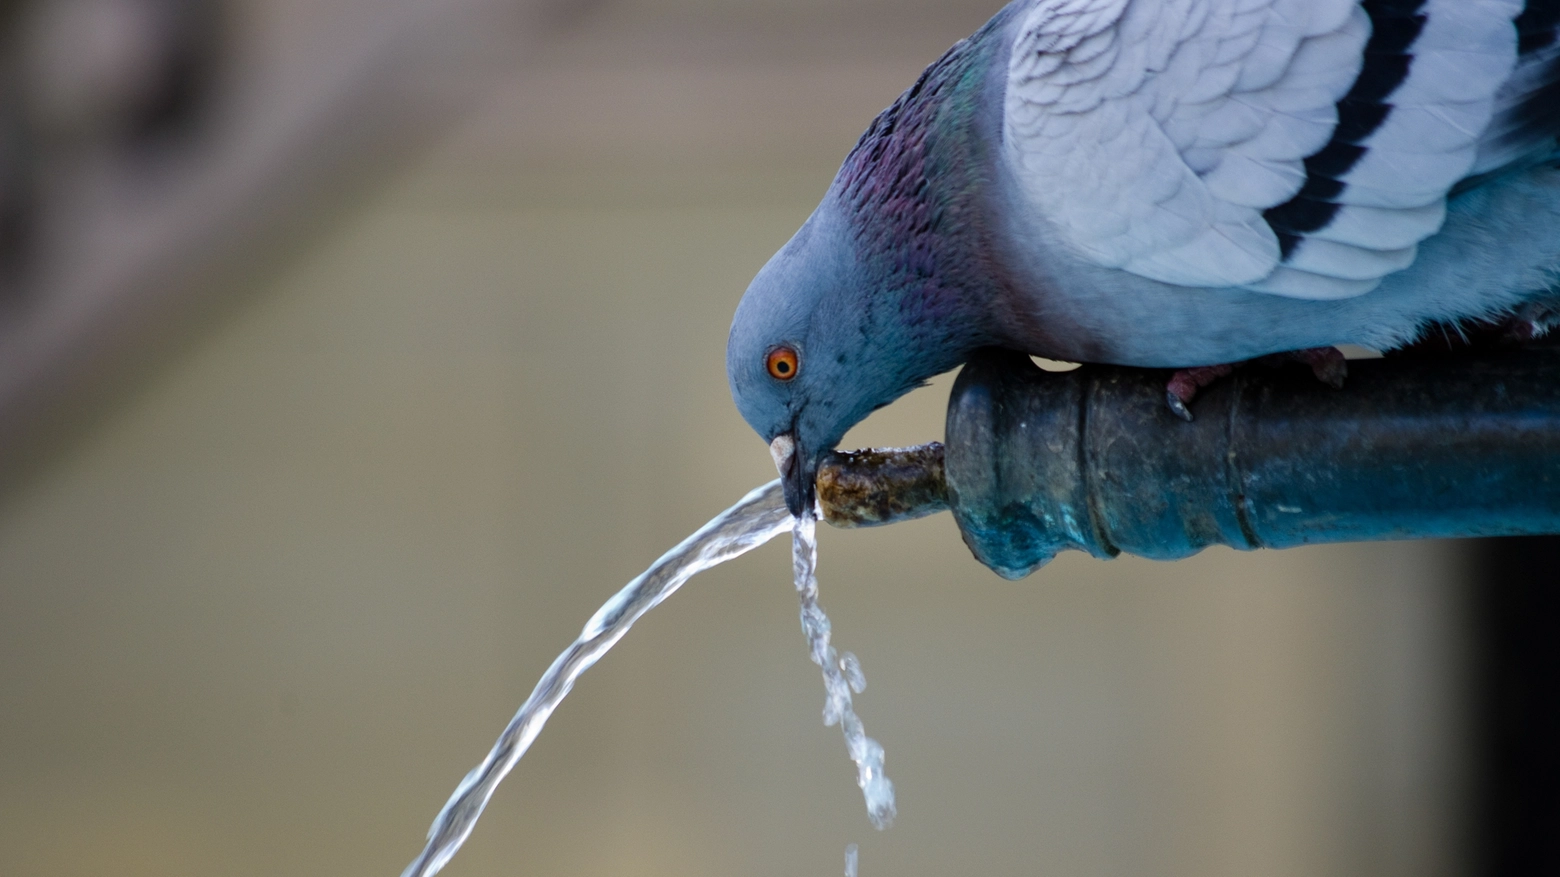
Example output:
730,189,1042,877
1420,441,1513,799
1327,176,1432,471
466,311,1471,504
1288,346,1347,389
1163,347,1346,421
1163,362,1235,421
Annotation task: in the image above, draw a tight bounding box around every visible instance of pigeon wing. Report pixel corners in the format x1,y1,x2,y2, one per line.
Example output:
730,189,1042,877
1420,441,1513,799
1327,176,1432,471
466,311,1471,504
1002,0,1526,300
1468,0,1560,179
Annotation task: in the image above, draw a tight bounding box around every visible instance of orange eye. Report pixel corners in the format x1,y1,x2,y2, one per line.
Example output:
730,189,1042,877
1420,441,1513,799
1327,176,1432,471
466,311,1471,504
766,346,799,381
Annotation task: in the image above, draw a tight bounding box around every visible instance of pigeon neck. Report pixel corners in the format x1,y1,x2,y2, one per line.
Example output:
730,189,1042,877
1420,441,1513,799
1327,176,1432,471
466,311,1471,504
829,16,1008,379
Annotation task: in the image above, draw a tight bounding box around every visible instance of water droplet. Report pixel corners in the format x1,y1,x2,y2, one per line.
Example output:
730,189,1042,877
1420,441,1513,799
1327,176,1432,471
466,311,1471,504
840,652,866,693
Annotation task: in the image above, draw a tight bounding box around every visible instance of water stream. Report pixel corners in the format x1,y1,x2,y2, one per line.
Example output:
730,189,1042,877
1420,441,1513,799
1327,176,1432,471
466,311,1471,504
399,479,895,877
792,514,896,829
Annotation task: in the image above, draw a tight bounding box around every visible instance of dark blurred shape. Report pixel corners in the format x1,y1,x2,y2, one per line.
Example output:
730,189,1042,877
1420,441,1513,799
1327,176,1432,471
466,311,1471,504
0,0,222,289
1409,315,1560,876
1469,536,1560,877
0,0,540,490
21,0,221,150
123,0,221,144
0,79,36,289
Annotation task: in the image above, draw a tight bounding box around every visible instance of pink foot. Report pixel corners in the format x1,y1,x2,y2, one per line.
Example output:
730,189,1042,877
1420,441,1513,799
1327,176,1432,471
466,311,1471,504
1165,363,1235,422
1164,346,1347,422
1261,345,1348,389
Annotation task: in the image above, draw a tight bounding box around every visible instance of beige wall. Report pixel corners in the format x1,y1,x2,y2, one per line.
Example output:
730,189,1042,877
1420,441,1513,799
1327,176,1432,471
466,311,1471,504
0,3,1471,876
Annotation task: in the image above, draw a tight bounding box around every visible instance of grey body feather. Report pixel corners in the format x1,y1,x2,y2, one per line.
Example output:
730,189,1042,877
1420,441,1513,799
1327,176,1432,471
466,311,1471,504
990,150,1560,367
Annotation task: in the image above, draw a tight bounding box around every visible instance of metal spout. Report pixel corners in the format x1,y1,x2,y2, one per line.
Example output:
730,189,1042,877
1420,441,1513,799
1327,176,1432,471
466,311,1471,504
817,443,948,528
815,346,1560,579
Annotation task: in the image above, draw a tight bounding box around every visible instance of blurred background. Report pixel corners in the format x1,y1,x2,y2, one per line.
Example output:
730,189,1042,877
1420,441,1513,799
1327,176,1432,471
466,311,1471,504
0,2,1550,876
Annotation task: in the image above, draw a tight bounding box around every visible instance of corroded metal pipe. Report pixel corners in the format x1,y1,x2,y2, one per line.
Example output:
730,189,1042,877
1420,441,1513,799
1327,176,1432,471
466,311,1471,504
817,346,1560,579
817,443,948,527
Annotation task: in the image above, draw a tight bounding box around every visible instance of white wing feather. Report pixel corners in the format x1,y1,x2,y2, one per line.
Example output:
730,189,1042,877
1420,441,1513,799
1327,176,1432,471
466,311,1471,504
1003,0,1525,299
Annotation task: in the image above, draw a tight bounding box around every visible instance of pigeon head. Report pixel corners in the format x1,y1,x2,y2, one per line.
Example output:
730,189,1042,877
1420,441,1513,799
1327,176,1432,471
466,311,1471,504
727,29,1003,517
727,203,898,517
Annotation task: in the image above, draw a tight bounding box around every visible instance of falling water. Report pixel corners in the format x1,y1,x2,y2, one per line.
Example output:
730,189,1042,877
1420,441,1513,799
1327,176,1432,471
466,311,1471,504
793,513,896,828
399,480,894,877
400,480,788,877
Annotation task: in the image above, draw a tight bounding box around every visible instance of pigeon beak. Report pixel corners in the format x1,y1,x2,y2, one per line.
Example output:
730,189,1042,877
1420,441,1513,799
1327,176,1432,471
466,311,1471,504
770,432,816,519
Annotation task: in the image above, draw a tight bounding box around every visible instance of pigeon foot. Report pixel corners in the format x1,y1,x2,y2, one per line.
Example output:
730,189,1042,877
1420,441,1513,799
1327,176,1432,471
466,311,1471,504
1257,346,1348,388
1165,363,1235,422
1164,346,1347,422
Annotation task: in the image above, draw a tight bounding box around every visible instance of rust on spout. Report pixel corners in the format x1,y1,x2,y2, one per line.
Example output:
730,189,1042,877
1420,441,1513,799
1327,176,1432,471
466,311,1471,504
816,443,948,528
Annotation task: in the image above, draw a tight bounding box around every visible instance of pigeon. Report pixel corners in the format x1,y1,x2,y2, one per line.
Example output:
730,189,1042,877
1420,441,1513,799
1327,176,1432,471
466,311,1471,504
727,0,1560,515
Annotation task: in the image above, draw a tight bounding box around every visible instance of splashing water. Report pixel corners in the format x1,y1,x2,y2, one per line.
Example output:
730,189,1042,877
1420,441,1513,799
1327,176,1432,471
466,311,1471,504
400,481,789,877
793,513,897,828
845,843,860,877
399,481,894,877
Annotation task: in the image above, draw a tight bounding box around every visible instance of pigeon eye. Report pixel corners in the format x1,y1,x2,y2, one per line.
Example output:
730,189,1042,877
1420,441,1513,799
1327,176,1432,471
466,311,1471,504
766,346,799,381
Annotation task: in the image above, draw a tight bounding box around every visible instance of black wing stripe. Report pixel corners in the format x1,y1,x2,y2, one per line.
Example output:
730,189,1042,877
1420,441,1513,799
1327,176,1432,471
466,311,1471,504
1263,0,1429,260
